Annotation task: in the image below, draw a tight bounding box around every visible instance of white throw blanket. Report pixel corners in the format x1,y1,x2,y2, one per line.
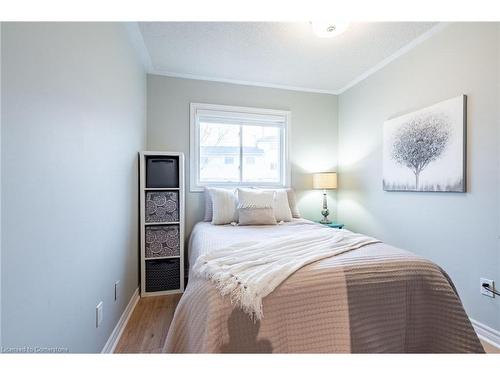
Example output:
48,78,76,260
193,227,379,320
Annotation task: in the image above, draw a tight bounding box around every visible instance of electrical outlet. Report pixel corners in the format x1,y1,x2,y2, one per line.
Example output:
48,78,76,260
96,301,103,327
114,280,120,301
480,278,495,298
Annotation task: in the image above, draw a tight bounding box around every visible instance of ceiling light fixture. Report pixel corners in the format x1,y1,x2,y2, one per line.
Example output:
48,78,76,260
311,21,350,38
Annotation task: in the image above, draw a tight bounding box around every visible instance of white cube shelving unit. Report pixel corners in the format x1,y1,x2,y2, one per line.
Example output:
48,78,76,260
139,151,185,297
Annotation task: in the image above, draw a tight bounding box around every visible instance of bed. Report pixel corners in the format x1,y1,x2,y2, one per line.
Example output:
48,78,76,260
163,219,483,353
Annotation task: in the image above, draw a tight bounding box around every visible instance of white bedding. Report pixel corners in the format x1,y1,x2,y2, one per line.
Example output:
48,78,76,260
189,219,318,266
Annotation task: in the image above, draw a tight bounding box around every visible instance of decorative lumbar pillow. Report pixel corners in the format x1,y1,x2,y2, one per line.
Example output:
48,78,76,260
238,208,277,226
237,188,275,209
203,187,213,222
273,189,293,222
237,188,277,225
209,188,238,225
286,188,301,218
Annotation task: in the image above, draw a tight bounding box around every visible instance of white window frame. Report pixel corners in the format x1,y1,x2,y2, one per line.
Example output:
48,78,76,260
190,103,291,192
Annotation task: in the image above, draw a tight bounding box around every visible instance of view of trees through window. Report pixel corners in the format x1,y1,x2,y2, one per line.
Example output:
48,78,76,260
199,122,281,183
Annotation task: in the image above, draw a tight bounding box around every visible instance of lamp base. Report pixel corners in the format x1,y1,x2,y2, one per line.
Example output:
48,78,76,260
320,194,331,224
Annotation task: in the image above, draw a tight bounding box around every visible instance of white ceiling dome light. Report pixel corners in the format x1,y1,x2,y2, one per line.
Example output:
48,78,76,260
311,21,350,38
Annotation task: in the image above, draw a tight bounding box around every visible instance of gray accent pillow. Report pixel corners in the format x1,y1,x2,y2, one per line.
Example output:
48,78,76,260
237,188,275,209
238,207,277,226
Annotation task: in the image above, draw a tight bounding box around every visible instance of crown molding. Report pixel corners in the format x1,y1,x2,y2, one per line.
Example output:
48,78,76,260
336,22,449,94
149,69,340,95
126,22,449,97
125,21,339,95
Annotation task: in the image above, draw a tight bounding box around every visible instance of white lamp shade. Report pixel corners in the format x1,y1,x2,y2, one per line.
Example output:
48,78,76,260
313,172,337,189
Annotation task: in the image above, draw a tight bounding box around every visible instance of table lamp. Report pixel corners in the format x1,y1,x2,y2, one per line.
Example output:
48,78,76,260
312,172,337,224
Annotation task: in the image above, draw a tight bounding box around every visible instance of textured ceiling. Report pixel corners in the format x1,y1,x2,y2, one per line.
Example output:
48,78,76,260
138,22,439,93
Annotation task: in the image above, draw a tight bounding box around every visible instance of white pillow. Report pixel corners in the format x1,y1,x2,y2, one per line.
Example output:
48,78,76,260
209,188,238,225
261,188,294,222
286,188,301,218
274,189,293,222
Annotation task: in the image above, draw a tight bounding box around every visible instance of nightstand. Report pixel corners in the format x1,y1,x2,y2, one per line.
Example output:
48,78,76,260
317,222,344,229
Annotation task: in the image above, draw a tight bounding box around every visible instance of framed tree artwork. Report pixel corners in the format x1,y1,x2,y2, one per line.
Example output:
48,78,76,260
383,95,466,192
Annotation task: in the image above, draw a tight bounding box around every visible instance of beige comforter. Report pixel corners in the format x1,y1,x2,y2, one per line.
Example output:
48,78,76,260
164,220,483,353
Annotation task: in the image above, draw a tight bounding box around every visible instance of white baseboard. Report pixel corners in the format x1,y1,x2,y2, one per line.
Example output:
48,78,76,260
470,318,500,349
101,288,140,353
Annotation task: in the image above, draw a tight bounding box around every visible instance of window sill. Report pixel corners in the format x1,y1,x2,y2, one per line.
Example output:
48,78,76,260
190,183,288,193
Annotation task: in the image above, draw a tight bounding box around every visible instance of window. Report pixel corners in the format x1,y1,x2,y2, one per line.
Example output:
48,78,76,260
190,103,290,192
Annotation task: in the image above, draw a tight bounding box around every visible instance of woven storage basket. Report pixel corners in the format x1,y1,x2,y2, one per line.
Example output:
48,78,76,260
145,259,180,292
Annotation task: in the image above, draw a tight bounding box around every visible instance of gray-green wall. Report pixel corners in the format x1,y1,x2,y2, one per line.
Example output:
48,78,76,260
147,75,339,236
338,23,500,331
2,21,498,352
1,23,146,352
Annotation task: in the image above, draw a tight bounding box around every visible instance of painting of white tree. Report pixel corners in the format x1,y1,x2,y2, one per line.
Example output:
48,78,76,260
383,95,466,192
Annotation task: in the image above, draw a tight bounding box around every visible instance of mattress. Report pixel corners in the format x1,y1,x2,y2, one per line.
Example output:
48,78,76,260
164,219,483,353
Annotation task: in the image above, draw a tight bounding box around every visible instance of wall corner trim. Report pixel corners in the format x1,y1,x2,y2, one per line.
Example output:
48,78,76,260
127,22,450,97
337,22,450,94
470,317,500,349
149,69,340,95
101,288,140,353
124,22,154,73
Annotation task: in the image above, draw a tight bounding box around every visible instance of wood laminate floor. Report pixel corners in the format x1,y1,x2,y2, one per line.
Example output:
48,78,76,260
115,295,499,354
115,294,181,353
